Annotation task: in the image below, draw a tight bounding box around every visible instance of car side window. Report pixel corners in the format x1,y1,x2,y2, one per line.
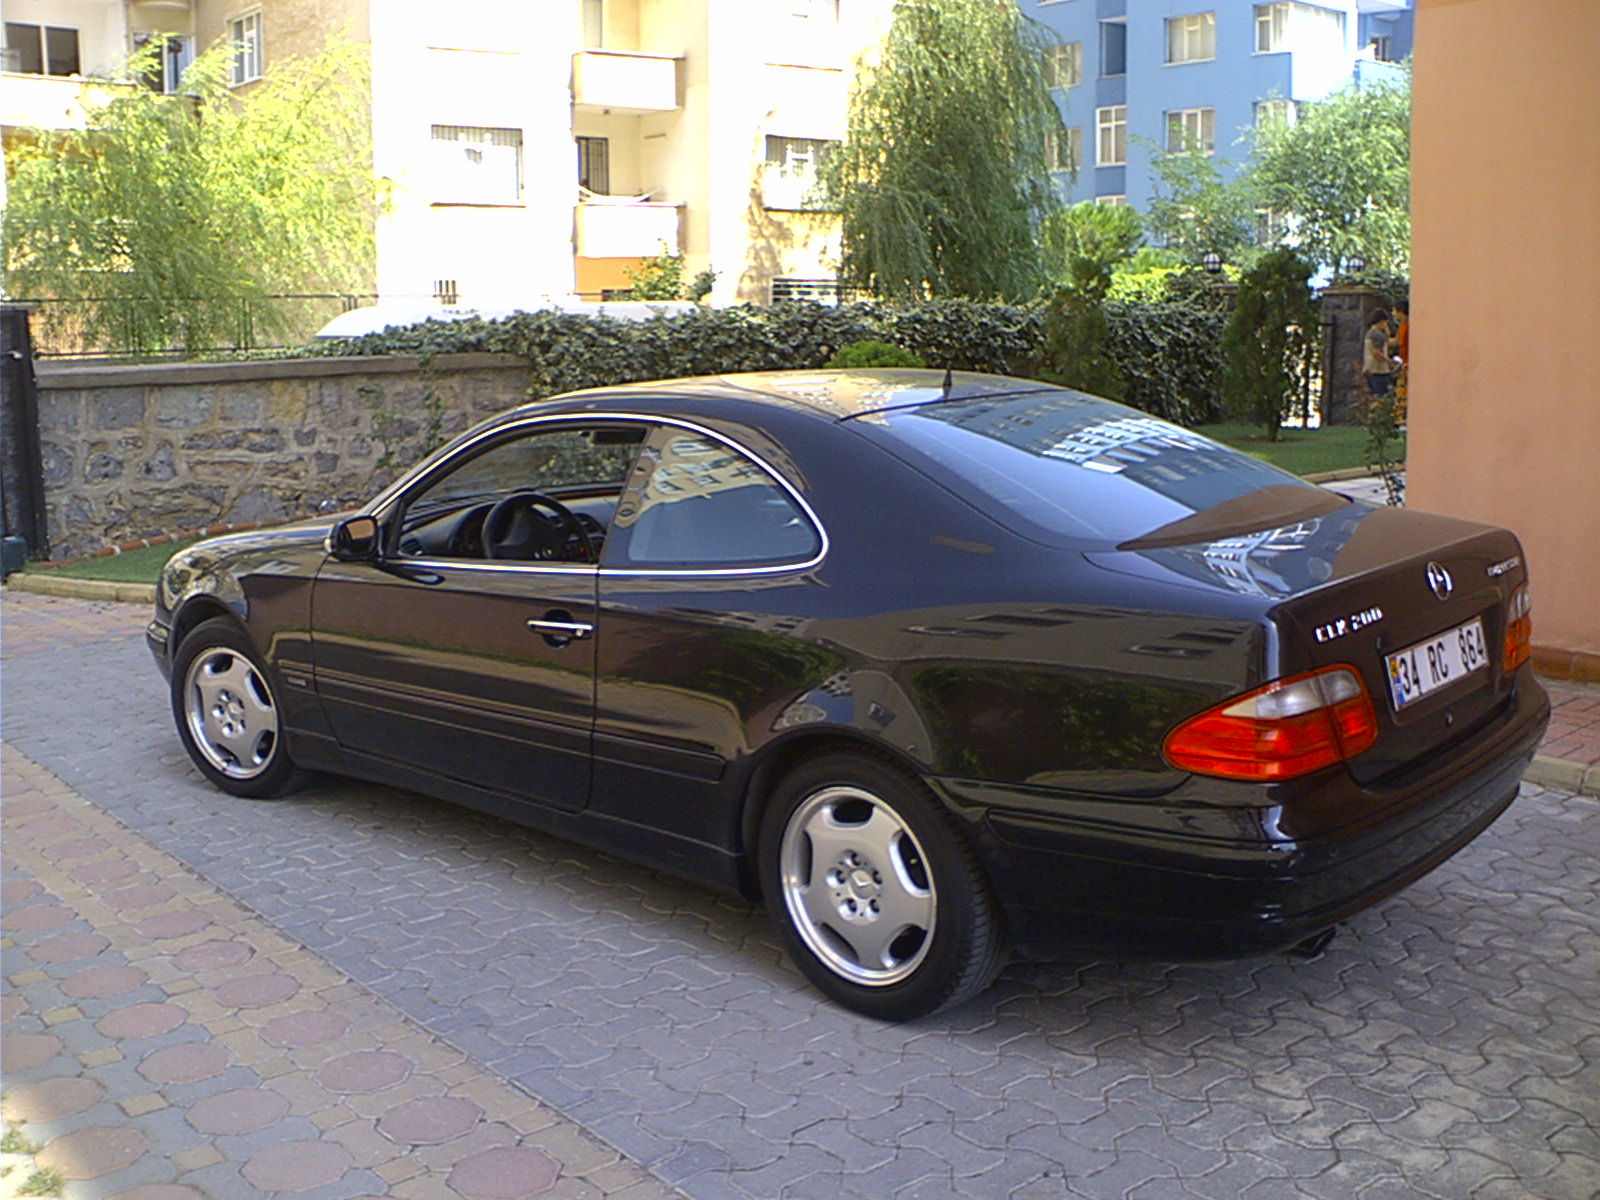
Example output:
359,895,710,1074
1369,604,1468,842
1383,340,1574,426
397,423,644,562
604,427,821,568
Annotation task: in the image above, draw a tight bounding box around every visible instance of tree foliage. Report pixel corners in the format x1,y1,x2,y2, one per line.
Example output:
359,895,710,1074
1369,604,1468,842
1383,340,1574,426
1143,145,1261,268
623,243,717,301
2,38,377,354
1250,72,1411,274
819,0,1064,302
1039,258,1125,399
1041,201,1144,280
1220,248,1319,440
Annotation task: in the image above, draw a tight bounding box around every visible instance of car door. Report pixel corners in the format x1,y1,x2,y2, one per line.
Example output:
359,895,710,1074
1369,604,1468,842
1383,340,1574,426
589,420,830,848
310,419,646,813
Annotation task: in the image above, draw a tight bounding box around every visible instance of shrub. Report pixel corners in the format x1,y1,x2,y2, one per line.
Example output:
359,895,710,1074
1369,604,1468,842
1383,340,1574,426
1106,299,1228,426
1038,260,1124,400
826,340,927,369
308,295,1224,425
1220,248,1319,440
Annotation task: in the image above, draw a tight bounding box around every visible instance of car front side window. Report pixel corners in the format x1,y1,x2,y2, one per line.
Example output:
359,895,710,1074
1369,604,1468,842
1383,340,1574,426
604,427,821,569
396,423,644,562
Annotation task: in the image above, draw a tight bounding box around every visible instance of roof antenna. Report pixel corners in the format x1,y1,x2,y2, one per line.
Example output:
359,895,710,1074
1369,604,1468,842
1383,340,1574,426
941,364,954,400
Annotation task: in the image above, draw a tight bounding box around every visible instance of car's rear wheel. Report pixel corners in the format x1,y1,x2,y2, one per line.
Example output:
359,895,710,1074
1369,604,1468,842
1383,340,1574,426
172,618,303,799
759,751,1007,1020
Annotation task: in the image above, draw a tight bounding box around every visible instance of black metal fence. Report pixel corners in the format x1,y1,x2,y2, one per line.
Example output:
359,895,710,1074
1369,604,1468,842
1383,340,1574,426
1,306,50,568
11,293,378,359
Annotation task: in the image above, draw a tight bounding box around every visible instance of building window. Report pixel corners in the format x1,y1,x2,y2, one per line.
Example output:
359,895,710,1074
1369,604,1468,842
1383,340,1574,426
1043,42,1082,89
581,0,604,48
1096,195,1128,207
134,34,195,93
1255,209,1288,245
1096,106,1126,167
434,279,460,306
1045,128,1080,174
1254,98,1299,130
3,23,80,76
766,136,832,174
229,12,263,85
1368,35,1395,62
431,125,524,206
1166,107,1216,154
1099,20,1127,77
763,136,836,210
577,136,611,194
1255,3,1345,54
1166,13,1216,64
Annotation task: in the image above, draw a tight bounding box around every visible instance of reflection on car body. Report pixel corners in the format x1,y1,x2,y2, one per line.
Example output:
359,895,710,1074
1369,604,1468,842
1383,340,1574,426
149,371,1550,1019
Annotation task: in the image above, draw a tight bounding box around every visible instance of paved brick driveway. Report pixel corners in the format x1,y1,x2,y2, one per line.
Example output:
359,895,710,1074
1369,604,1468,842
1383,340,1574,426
4,593,1598,1199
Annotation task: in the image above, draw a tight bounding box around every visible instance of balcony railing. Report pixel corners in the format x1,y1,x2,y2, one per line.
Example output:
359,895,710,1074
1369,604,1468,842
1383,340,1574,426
571,50,679,114
575,196,682,258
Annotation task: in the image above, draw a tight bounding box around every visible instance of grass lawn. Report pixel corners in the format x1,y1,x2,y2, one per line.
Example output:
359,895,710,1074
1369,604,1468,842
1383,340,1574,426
24,535,206,584
1198,422,1401,478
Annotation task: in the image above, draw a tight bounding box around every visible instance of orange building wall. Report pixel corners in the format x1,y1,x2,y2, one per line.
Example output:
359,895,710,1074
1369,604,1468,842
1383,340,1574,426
1409,0,1600,677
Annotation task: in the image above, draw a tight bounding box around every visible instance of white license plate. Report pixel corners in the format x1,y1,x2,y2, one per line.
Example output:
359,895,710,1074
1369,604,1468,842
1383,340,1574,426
1385,617,1489,710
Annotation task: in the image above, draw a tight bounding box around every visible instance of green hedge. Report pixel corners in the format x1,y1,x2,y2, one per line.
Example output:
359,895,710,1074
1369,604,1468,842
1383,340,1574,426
1106,299,1228,427
310,297,1222,424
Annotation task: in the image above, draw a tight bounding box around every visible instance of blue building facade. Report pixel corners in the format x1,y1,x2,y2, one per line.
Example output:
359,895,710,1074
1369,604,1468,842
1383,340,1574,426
1025,0,1413,214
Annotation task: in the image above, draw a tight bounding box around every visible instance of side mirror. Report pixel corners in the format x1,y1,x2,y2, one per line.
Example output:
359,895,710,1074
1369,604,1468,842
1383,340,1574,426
329,515,381,561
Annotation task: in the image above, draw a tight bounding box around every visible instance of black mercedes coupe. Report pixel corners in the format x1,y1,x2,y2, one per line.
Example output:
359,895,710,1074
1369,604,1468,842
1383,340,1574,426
149,371,1550,1019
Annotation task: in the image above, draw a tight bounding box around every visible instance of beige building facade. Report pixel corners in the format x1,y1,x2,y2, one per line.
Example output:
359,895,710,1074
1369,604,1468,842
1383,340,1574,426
3,0,885,309
1409,0,1599,678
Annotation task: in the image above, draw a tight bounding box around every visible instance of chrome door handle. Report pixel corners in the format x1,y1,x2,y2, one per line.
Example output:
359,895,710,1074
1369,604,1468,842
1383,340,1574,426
526,618,594,640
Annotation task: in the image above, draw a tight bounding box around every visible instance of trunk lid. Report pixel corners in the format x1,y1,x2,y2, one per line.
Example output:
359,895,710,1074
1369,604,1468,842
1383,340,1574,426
1094,503,1531,787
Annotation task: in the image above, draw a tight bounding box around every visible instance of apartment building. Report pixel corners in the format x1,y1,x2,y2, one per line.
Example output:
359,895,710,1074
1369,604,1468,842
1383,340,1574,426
1025,0,1413,211
2,0,890,309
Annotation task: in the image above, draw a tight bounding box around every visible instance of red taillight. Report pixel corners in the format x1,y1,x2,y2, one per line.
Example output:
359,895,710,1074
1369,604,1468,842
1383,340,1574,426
1163,665,1379,782
1503,584,1532,673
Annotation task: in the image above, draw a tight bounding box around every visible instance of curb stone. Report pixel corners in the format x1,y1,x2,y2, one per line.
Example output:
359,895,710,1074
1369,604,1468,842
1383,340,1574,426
4,573,157,605
1525,753,1600,799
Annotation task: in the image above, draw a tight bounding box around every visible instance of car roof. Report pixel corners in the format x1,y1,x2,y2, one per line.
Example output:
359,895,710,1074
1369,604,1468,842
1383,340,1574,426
493,369,1063,426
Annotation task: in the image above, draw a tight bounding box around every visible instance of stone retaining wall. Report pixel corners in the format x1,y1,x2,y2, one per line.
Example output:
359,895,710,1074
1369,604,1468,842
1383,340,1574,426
34,353,533,560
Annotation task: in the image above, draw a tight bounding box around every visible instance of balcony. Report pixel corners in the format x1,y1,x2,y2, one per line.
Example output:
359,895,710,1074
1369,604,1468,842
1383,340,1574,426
575,196,682,258
0,73,130,132
572,50,679,115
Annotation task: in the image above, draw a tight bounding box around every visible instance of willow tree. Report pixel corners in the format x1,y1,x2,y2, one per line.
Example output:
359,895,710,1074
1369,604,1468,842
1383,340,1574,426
2,38,376,355
820,0,1064,301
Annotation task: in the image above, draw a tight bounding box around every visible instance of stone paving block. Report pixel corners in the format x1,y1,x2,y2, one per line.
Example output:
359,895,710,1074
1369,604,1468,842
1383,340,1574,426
407,1119,521,1173
6,614,1600,1200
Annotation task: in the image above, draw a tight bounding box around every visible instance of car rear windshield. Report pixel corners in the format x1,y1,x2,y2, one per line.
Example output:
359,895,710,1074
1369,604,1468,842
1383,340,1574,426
861,389,1347,549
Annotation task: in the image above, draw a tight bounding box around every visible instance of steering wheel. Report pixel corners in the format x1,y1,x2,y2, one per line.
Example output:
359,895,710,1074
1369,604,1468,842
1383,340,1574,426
482,492,596,562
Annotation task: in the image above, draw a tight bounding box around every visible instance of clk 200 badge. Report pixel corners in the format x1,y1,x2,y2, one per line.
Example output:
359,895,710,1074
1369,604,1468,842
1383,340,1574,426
1314,606,1384,644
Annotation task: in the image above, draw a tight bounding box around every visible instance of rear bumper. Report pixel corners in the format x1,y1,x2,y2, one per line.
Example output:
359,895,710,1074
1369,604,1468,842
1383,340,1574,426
937,677,1551,960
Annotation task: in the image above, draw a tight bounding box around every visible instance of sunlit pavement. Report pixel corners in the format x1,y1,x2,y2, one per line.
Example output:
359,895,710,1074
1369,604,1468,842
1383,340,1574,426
4,589,1598,1200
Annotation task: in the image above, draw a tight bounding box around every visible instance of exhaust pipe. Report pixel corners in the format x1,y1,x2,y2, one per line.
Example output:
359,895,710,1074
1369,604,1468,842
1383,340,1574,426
1289,927,1338,958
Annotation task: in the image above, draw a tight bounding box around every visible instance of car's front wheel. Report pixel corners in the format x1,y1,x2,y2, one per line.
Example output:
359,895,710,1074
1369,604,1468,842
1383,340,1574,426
172,618,303,799
759,751,1007,1020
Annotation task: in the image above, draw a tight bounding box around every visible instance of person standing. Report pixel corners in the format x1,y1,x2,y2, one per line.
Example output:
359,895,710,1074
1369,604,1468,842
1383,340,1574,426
1363,308,1398,397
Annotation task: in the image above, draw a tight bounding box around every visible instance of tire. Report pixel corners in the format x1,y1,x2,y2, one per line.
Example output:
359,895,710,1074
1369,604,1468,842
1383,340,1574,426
758,751,1007,1021
171,617,304,799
